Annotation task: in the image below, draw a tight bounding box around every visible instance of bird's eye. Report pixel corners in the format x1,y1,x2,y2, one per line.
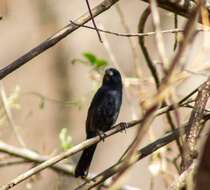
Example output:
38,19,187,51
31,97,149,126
106,70,114,76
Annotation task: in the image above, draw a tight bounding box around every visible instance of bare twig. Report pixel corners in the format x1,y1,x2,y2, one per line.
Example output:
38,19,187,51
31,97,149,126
149,0,168,72
0,159,30,168
76,114,210,190
70,21,210,38
0,140,74,175
138,7,160,88
174,14,178,51
0,142,140,190
0,83,25,147
0,119,143,190
0,0,209,81
109,105,158,189
145,1,200,110
85,0,102,42
0,0,119,80
115,4,142,77
74,125,185,190
99,24,139,120
110,2,202,187
138,7,183,159
0,84,201,190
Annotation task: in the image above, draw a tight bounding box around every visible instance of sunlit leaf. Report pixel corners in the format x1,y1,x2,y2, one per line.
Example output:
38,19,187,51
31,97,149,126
59,128,73,151
83,52,96,65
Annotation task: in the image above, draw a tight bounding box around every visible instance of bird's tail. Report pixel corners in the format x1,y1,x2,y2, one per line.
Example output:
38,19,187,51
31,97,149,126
74,143,97,177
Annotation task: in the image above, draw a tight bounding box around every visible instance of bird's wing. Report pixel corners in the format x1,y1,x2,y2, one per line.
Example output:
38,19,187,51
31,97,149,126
86,86,121,135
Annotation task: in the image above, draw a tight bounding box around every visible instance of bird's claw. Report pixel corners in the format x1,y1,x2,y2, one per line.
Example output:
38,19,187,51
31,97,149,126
97,130,106,142
119,122,128,134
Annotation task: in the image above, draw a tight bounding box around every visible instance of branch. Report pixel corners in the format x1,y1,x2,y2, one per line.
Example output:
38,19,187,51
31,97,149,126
0,140,74,175
0,143,141,190
168,162,196,190
76,114,210,190
194,122,210,190
149,0,168,72
139,0,210,22
0,120,142,190
0,0,119,80
0,0,209,81
70,21,210,38
0,98,196,189
138,7,160,88
0,85,201,190
138,6,184,162
75,126,185,190
182,77,210,170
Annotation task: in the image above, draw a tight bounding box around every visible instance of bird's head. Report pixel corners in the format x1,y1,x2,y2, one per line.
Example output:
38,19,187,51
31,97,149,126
102,68,122,88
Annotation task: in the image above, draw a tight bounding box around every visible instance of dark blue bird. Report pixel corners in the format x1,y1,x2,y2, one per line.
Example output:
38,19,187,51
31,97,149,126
74,68,123,177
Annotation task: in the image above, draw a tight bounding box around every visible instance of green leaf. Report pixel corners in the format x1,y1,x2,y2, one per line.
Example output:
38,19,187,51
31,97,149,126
83,52,96,65
82,52,109,69
59,128,73,151
95,59,108,68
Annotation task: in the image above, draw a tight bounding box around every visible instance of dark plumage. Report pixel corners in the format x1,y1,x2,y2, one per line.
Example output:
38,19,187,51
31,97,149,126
74,68,123,177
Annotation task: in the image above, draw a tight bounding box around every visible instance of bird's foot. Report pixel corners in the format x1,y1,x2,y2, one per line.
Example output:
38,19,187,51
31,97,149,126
119,122,128,134
96,130,106,142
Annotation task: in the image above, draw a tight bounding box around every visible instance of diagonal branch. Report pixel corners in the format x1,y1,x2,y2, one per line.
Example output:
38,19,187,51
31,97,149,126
0,0,119,80
194,121,210,190
0,0,209,81
75,114,210,190
182,77,210,171
0,94,199,190
75,126,185,190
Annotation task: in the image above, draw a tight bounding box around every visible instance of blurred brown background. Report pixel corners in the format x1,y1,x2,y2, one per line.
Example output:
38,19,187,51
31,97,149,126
0,0,209,189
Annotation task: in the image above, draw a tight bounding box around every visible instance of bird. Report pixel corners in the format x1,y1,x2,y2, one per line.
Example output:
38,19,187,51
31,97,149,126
74,68,123,178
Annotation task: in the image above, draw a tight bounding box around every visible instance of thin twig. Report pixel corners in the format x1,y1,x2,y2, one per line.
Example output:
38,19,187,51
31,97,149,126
70,20,205,38
0,0,119,80
138,6,183,166
0,83,25,147
138,7,160,88
75,127,184,190
0,119,142,190
76,114,210,190
0,140,74,175
0,159,30,168
174,14,178,51
110,2,202,187
99,23,139,120
85,0,102,43
0,0,209,81
0,95,198,190
115,4,143,77
0,85,200,190
149,0,168,72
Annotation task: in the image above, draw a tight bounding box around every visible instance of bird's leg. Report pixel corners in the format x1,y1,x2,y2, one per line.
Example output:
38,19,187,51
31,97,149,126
119,122,128,133
96,130,106,142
